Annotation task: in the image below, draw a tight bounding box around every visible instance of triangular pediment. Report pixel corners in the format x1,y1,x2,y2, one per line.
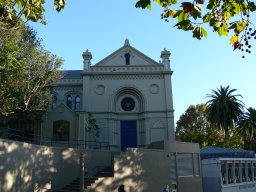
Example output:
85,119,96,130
50,103,74,115
94,39,160,67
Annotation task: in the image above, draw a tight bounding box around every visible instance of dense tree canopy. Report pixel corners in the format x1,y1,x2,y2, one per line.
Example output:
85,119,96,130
0,25,63,116
176,103,243,148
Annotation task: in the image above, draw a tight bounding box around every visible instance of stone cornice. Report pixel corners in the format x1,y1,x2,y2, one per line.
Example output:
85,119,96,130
52,86,82,91
84,71,173,76
82,65,173,75
89,74,165,80
52,78,83,86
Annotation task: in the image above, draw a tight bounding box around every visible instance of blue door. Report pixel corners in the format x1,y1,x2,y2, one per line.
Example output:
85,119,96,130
120,120,137,151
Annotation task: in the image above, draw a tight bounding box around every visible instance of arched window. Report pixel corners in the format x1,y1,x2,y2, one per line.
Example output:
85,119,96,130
75,95,81,109
52,96,57,109
53,120,70,141
67,95,72,109
124,53,130,65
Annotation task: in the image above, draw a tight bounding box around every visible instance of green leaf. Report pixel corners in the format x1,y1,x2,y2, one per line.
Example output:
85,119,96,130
217,23,229,36
229,22,237,29
203,13,211,23
235,21,248,33
207,0,220,9
192,26,202,40
233,3,240,15
54,0,66,12
135,0,151,9
17,0,24,9
201,27,207,38
191,5,201,20
173,10,189,22
152,0,178,6
40,20,46,25
153,0,162,6
209,18,219,27
241,2,248,14
170,0,178,4
174,20,193,31
223,11,231,21
192,26,207,39
248,2,256,11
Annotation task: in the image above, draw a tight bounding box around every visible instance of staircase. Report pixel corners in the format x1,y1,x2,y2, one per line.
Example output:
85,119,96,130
53,166,114,192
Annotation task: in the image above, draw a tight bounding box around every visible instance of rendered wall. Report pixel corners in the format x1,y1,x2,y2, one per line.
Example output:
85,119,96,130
0,139,111,192
87,141,203,192
88,148,171,192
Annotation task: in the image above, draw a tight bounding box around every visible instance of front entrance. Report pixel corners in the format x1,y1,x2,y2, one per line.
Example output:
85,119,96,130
120,120,137,151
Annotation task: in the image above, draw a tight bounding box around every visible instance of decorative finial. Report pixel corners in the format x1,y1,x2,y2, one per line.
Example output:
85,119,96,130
82,49,92,70
160,48,171,69
82,49,92,60
124,38,130,46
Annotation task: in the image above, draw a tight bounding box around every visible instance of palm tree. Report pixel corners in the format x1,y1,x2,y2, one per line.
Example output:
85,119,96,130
206,86,244,147
237,107,256,150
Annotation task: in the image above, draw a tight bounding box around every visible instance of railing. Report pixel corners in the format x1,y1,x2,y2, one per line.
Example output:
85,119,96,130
1,127,110,150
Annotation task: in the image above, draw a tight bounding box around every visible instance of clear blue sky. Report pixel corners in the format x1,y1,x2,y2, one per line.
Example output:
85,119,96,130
31,0,256,125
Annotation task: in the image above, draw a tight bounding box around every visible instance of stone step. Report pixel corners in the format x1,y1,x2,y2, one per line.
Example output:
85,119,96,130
54,166,114,192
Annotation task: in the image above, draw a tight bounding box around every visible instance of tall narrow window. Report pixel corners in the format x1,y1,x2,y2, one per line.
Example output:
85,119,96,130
52,96,57,109
67,95,72,109
124,53,130,65
75,95,81,109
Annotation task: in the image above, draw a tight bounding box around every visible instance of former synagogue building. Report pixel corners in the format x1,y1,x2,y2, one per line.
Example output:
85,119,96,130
43,39,176,151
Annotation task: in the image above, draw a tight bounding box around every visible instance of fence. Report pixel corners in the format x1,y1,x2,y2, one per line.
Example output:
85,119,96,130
1,127,110,150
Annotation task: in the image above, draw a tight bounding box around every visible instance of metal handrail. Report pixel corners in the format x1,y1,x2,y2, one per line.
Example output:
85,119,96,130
1,127,110,150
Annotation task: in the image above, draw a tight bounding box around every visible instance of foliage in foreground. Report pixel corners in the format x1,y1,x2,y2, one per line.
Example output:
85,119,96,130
1,1,256,57
136,0,256,57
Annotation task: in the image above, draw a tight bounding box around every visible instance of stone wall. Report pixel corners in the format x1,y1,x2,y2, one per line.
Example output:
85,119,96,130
0,139,111,192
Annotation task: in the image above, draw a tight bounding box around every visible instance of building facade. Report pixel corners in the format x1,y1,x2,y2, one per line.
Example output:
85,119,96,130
43,39,175,151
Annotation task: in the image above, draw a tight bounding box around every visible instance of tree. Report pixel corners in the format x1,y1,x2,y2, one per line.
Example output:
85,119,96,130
237,107,256,150
0,25,63,116
136,0,256,57
176,103,223,147
206,85,244,147
86,113,100,143
177,103,244,148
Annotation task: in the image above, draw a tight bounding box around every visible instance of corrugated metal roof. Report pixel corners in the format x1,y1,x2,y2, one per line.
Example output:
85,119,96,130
62,70,82,78
200,146,255,160
201,146,248,154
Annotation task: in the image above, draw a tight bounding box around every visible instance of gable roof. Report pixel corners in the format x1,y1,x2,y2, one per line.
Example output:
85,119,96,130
94,39,160,67
62,70,82,79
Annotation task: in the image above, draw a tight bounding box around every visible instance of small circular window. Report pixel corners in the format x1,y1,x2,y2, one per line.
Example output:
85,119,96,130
121,97,135,111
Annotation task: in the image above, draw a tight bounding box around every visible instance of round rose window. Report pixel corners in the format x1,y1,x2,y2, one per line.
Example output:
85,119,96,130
121,97,135,111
